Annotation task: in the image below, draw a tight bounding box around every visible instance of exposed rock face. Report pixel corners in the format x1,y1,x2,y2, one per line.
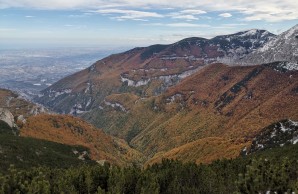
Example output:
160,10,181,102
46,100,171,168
239,24,298,65
0,88,48,119
0,108,16,128
17,115,26,124
213,29,275,64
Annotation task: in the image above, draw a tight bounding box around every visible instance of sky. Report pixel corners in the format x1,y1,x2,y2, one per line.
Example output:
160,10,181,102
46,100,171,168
0,0,297,49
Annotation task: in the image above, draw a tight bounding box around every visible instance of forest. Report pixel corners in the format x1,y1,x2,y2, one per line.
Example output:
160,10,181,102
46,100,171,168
1,143,297,194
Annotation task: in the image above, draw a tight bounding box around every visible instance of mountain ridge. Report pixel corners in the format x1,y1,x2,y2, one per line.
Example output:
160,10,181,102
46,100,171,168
239,24,298,65
31,25,298,165
34,28,276,115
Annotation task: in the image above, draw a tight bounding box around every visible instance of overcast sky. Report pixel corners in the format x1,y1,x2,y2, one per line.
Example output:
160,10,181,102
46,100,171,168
0,0,297,49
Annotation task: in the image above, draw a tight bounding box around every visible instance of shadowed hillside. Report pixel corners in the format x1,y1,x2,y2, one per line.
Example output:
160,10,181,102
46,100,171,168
21,114,144,166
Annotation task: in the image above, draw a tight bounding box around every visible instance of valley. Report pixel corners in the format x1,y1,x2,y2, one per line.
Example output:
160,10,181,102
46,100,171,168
30,25,298,164
0,24,297,193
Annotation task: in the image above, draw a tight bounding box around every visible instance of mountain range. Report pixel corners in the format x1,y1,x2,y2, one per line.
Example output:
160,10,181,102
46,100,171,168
35,28,276,114
1,24,297,167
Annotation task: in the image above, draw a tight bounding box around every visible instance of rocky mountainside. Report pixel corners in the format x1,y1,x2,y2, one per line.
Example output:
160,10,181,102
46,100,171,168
0,88,47,123
0,108,18,134
239,24,298,65
214,29,275,64
0,108,17,129
34,29,274,115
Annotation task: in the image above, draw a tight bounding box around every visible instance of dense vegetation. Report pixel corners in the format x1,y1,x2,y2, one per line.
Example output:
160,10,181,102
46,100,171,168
0,123,94,173
1,144,297,194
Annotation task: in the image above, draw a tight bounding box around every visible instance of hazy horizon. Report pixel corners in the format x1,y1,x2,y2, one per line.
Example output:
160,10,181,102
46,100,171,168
1,0,297,49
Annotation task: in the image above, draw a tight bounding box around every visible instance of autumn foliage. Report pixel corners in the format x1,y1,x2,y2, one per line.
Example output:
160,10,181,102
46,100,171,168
21,114,143,166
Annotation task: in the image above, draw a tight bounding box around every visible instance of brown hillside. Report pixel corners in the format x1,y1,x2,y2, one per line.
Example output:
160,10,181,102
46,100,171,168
132,63,298,156
84,63,297,163
146,137,249,165
20,114,143,166
163,63,298,139
36,30,274,115
35,44,207,114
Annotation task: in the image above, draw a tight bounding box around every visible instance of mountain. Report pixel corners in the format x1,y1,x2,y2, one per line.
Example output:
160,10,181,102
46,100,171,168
213,29,275,64
240,24,298,65
31,26,298,164
34,29,274,115
81,63,297,161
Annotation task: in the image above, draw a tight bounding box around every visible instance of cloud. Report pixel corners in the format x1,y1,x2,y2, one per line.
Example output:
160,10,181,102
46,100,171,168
130,18,148,21
94,9,163,20
222,23,248,26
243,13,297,22
240,6,298,22
112,16,149,21
219,13,232,17
0,0,297,22
146,23,210,27
25,15,34,18
180,9,206,15
167,23,209,27
171,15,198,20
68,13,91,18
211,23,248,29
168,9,206,21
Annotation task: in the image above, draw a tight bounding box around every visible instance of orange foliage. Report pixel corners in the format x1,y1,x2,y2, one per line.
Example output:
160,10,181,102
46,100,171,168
94,64,298,164
20,114,143,166
146,137,250,165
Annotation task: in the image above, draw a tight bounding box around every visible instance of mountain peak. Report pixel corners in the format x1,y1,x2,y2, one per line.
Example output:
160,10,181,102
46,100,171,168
177,37,208,43
282,24,298,39
240,24,298,65
214,29,274,39
238,29,272,37
291,24,298,30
